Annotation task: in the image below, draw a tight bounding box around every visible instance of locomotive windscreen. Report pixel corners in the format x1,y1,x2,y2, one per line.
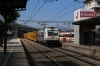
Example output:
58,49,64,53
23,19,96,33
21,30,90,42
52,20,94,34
48,30,58,36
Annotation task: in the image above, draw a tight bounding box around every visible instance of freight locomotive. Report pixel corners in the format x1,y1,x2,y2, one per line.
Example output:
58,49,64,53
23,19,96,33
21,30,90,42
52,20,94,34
23,27,62,47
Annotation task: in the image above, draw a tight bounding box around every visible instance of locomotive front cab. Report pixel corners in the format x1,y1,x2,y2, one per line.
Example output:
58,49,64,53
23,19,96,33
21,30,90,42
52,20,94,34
44,27,62,47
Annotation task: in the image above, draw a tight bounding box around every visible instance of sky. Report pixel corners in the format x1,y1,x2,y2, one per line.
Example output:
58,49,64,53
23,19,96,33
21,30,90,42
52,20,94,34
17,0,85,29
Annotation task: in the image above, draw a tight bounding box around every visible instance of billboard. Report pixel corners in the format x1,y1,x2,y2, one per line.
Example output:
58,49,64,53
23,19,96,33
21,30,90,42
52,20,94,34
74,9,94,21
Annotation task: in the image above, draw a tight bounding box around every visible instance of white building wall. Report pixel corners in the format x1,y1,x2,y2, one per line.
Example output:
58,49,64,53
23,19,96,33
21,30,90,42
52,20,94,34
74,25,80,45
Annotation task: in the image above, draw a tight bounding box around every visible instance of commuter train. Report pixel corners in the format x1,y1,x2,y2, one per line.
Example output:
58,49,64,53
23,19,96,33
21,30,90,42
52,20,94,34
59,32,74,42
23,27,62,47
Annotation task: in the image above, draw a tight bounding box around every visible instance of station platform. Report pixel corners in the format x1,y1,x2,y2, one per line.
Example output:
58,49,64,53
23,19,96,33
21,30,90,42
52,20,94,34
63,42,100,59
0,38,29,66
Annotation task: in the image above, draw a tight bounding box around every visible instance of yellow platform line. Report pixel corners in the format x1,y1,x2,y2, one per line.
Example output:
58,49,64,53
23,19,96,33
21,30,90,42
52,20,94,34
2,39,19,66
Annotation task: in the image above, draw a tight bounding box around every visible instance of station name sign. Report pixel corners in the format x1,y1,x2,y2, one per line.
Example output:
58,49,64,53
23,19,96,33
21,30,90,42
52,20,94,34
74,9,94,21
80,11,94,17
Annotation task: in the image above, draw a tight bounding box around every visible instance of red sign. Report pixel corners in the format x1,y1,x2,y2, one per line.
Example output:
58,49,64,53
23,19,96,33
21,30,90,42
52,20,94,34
80,11,94,17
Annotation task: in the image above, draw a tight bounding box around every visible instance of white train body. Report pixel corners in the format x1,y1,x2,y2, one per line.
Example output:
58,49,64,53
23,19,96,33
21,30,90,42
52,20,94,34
38,27,62,46
59,32,74,42
44,27,59,41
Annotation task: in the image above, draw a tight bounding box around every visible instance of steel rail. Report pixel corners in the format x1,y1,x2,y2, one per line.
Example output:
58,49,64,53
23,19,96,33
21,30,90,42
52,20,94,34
21,39,38,66
24,39,62,66
59,47,100,61
50,47,100,66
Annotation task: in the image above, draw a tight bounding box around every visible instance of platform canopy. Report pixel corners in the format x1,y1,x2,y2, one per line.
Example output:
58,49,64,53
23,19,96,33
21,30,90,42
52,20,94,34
0,0,28,11
72,16,100,25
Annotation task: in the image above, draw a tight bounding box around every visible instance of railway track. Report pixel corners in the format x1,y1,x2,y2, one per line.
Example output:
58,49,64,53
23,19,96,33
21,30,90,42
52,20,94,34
21,39,38,66
51,47,100,66
21,38,62,66
21,38,100,66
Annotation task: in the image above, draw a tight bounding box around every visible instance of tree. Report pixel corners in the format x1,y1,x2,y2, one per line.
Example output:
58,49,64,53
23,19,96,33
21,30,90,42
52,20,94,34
0,10,20,47
0,9,20,31
0,10,20,24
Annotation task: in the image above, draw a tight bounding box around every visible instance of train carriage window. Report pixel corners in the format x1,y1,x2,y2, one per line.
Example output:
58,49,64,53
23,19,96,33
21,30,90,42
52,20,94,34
54,31,58,33
63,34,68,37
38,32,44,38
59,34,63,37
48,30,58,36
68,34,74,37
67,33,73,37
72,34,74,37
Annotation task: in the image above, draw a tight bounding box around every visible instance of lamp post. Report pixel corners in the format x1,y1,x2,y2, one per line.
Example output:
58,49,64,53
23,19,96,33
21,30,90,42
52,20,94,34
0,0,28,54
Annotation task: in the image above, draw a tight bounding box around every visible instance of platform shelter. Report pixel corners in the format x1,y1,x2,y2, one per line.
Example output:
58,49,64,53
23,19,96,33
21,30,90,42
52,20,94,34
73,15,100,46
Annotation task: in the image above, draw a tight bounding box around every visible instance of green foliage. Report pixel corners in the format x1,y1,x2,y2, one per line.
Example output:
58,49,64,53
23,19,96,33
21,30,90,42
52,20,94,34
0,9,20,31
0,9,20,24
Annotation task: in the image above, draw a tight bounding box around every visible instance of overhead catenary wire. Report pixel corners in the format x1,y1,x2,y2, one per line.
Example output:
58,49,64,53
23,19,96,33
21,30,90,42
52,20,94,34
29,0,57,20
20,6,84,27
28,0,40,20
47,0,75,21
20,0,84,27
23,0,46,25
47,0,84,21
52,5,85,21
30,2,46,20
26,0,57,25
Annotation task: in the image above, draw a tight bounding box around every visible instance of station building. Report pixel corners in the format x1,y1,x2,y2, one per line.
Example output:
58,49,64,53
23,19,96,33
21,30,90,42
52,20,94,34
73,0,100,46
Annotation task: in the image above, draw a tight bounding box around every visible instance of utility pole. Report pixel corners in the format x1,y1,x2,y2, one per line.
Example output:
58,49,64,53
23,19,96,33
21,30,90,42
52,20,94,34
57,24,58,28
41,21,47,28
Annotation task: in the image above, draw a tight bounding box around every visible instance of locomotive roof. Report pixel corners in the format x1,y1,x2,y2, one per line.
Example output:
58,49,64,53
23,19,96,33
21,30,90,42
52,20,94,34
38,27,58,30
46,27,57,28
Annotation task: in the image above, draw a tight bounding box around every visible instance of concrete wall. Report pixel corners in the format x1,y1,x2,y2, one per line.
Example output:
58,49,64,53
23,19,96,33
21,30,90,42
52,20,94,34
74,25,89,45
74,25,80,45
74,25,95,45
